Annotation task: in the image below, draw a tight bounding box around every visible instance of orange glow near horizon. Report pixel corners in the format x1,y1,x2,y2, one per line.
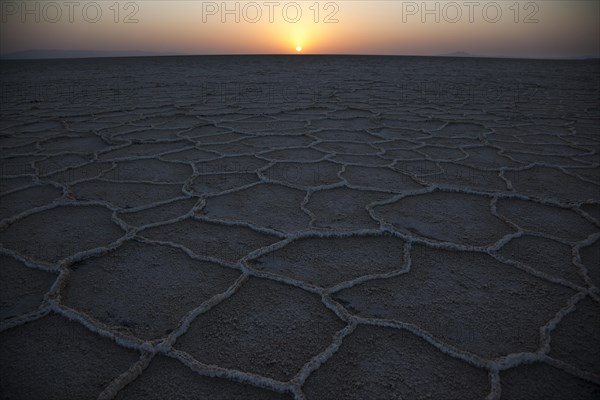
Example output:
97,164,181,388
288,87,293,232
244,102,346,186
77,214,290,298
0,1,598,58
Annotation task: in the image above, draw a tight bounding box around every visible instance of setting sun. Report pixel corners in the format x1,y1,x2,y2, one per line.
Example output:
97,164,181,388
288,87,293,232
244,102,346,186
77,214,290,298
296,46,302,52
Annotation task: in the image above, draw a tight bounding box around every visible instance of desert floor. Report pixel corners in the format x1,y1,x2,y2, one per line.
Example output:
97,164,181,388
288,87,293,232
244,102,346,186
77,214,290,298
1,56,599,399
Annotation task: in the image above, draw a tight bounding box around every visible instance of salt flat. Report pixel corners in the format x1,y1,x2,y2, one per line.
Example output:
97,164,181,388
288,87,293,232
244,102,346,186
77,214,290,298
1,56,599,399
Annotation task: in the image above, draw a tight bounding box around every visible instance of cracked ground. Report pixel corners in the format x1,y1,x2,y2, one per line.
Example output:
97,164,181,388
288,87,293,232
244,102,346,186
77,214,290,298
1,56,599,399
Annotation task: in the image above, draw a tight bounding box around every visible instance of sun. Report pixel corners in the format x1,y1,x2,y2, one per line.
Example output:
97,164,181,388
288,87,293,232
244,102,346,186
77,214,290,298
296,46,302,52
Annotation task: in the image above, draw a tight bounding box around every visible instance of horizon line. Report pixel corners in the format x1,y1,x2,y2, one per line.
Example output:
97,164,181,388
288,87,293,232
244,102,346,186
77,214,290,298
2,50,599,62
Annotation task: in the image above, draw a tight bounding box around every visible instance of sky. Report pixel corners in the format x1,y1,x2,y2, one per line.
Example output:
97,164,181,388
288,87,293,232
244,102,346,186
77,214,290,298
1,1,599,58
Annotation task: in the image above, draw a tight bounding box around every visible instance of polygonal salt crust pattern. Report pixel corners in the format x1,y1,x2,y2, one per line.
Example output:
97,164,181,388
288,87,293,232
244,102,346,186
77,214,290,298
159,147,218,162
492,142,587,157
1,156,42,174
71,180,184,209
519,125,572,136
0,176,34,193
424,136,483,148
433,122,489,138
35,153,91,176
0,205,124,265
496,235,584,285
0,255,57,321
115,355,292,400
45,161,114,184
262,148,328,161
374,192,514,246
500,362,600,400
140,218,281,262
118,198,199,227
5,120,62,134
263,161,342,188
98,124,140,137
548,297,600,375
304,325,489,400
459,146,524,170
375,138,421,150
180,125,233,139
39,135,110,154
98,142,189,160
175,278,346,381
393,159,442,175
342,165,424,192
334,245,576,358
188,173,260,195
119,128,182,141
110,159,193,182
133,114,202,129
0,314,140,400
306,187,393,230
496,198,598,242
195,155,269,174
567,166,600,185
329,108,376,119
242,135,315,148
417,145,466,161
192,132,248,144
505,151,590,167
248,235,406,287
310,130,379,142
310,117,379,131
201,183,311,232
382,119,445,131
0,184,63,220
423,163,509,192
142,114,188,130
314,141,380,155
62,240,241,340
0,136,37,148
580,203,600,222
380,148,423,160
1,143,39,157
505,166,600,203
2,58,599,399
330,153,390,166
579,241,600,287
202,142,258,156
221,119,307,134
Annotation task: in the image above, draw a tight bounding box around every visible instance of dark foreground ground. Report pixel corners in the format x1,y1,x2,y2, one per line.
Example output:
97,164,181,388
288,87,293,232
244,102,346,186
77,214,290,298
0,56,599,399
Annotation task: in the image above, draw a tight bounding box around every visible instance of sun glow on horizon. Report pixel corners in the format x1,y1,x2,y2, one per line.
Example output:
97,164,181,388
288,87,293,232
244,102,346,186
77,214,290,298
0,1,597,58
